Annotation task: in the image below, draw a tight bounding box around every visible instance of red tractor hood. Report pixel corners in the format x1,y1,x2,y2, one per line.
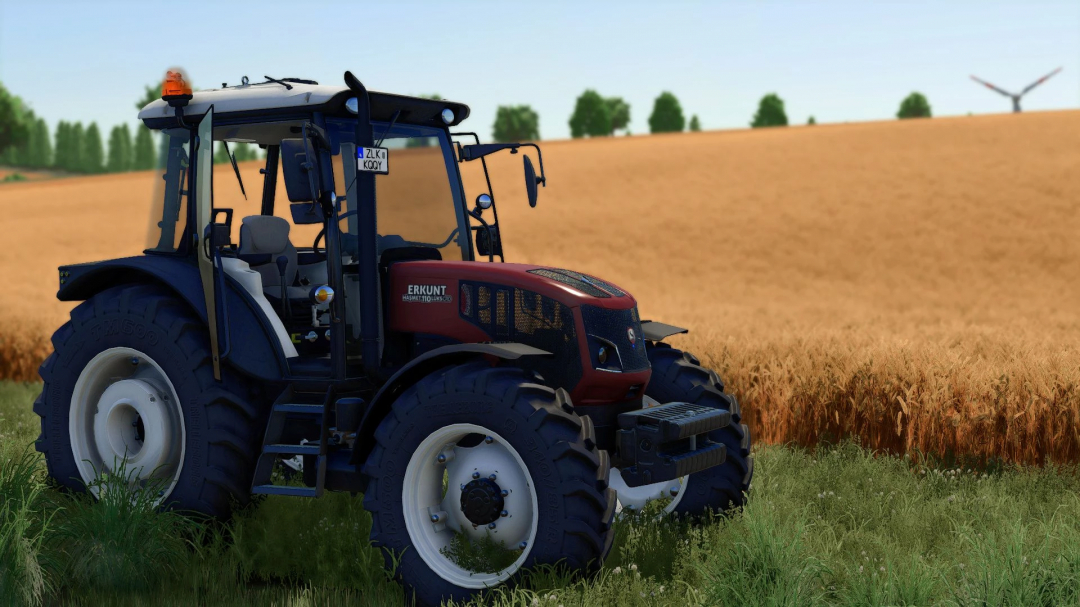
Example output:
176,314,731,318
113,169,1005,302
389,261,637,311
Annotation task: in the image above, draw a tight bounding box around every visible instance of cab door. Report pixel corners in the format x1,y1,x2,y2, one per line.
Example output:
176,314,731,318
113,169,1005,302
193,108,222,379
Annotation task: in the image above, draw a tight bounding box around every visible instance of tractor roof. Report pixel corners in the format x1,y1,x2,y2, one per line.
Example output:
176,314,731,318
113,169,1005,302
138,79,470,129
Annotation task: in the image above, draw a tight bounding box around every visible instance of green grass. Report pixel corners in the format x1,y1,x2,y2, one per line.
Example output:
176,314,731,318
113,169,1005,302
3,380,1080,606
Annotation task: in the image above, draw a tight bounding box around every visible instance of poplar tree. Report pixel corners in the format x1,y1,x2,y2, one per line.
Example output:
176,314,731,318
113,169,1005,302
132,126,155,170
82,123,105,173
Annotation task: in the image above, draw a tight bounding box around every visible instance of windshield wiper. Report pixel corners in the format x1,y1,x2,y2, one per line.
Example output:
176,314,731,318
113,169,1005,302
221,140,247,200
263,75,293,90
376,110,402,148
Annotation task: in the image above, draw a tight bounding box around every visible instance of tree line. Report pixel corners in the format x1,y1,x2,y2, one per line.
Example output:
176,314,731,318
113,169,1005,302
490,90,936,142
0,80,262,175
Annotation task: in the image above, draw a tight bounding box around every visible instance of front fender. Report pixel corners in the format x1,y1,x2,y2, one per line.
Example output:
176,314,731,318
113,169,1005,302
58,255,288,380
350,342,551,466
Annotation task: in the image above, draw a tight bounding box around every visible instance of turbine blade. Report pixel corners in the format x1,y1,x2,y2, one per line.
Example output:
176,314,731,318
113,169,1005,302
970,75,1014,97
1020,67,1063,95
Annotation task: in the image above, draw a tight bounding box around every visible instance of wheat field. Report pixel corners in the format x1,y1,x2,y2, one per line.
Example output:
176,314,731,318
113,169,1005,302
2,111,1078,463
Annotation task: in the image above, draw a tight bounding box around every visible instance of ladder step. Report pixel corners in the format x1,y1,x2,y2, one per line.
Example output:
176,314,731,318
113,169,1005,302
273,403,325,414
252,484,318,497
263,443,320,456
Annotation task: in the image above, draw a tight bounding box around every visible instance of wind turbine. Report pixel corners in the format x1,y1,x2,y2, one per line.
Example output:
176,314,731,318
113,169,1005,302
970,67,1062,113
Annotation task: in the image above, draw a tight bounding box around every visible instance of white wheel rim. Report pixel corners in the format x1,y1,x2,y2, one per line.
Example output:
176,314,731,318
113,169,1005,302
402,423,538,589
609,468,688,516
611,395,688,517
69,348,185,503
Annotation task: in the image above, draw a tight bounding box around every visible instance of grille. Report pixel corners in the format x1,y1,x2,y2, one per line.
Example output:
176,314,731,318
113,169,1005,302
460,281,583,390
528,269,608,298
581,305,649,372
528,268,627,298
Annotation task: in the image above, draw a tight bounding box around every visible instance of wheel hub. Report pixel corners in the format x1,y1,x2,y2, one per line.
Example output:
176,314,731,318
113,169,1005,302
459,478,505,525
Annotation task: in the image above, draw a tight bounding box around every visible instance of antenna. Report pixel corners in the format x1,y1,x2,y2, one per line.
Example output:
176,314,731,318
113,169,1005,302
970,67,1062,113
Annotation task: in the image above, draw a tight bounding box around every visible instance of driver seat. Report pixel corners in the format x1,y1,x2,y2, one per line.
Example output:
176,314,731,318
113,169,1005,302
238,215,306,300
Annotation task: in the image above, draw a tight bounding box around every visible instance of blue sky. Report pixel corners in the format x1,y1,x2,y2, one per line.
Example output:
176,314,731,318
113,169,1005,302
1,1,1077,140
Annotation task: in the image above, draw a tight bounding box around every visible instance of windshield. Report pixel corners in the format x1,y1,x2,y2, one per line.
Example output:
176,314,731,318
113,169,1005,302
327,119,471,262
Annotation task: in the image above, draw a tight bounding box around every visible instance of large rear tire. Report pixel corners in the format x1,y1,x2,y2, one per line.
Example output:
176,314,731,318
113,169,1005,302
643,343,753,515
34,284,265,519
361,361,615,606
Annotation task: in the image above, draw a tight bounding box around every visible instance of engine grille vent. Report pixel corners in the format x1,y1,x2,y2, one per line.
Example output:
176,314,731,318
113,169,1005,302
527,268,626,298
460,281,582,390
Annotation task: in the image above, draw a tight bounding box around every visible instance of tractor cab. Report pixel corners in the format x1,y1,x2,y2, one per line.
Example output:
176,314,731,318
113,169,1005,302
138,73,541,381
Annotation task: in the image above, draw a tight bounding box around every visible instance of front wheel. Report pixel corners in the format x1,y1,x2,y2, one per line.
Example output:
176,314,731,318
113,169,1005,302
361,361,615,606
614,343,753,516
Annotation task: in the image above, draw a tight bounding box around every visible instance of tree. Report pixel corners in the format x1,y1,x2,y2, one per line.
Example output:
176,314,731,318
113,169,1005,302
492,105,540,143
605,97,630,134
751,93,788,128
82,123,105,173
807,116,817,125
214,142,231,165
897,92,931,119
689,115,701,132
53,121,69,170
132,126,155,170
136,81,165,110
69,123,84,173
0,81,29,157
648,92,685,134
568,90,611,138
34,118,52,168
106,124,133,172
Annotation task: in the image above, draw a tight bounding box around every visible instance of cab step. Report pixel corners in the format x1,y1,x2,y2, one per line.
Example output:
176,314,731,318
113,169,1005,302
251,385,335,497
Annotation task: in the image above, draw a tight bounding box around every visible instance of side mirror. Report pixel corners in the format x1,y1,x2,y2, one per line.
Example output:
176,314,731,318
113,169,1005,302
476,193,493,210
523,155,539,208
475,226,502,258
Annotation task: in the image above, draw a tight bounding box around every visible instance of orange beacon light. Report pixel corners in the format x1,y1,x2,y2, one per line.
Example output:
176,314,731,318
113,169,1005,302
161,69,193,107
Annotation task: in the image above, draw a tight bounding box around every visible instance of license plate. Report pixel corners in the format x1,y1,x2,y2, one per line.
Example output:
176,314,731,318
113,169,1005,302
357,147,389,174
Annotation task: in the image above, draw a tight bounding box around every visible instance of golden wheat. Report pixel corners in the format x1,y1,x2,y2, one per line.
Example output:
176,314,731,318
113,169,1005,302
2,111,1078,463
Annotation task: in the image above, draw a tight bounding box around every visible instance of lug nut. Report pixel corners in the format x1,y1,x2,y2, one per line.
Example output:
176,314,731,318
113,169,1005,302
484,436,494,444
472,471,480,479
436,454,447,463
500,510,509,517
130,357,139,366
488,523,497,530
518,541,528,550
488,474,497,481
460,484,467,491
669,485,680,497
430,513,442,523
501,489,509,497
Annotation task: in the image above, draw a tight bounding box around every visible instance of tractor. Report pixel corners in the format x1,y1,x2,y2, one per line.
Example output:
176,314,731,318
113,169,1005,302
34,70,753,605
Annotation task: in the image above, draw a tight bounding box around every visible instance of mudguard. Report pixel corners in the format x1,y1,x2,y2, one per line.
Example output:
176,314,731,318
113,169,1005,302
640,320,688,342
57,255,289,380
350,342,551,465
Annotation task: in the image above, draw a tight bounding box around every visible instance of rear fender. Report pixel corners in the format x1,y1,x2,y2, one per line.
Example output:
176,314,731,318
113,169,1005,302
351,343,550,466
58,255,289,380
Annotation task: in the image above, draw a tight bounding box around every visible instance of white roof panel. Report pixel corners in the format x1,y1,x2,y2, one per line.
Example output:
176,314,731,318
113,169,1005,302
138,81,346,121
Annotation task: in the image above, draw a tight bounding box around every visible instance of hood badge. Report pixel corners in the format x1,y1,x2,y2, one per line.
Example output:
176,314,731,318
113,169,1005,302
627,327,637,346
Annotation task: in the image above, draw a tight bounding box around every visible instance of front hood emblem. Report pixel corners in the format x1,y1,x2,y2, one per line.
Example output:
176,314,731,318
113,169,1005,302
627,327,637,345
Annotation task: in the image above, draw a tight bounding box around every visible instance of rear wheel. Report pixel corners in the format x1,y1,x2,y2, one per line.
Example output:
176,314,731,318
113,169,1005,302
361,361,615,606
34,284,265,519
625,343,753,516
